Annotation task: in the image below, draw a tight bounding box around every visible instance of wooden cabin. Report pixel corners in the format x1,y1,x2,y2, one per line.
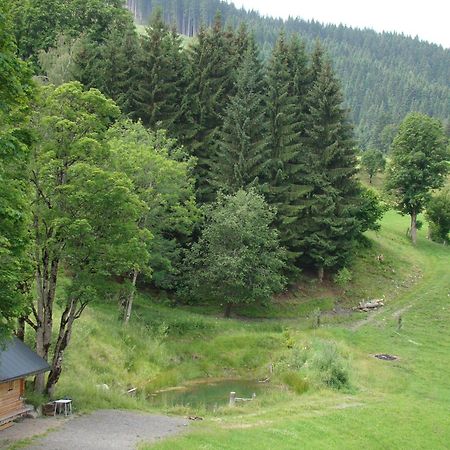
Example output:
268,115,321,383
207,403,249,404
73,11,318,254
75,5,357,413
0,337,50,427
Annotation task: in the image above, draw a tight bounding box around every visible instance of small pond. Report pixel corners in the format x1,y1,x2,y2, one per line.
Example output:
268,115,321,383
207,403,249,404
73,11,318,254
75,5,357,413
148,379,268,410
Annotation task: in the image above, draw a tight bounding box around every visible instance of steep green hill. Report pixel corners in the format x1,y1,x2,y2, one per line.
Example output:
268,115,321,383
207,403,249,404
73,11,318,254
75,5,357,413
126,0,450,148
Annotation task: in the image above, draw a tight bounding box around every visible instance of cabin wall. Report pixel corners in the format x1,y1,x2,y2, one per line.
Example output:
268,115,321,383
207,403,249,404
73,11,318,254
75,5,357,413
0,379,25,421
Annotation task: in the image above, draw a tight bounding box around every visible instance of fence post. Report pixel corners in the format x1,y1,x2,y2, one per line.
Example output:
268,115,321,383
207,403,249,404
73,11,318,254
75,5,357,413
229,392,236,406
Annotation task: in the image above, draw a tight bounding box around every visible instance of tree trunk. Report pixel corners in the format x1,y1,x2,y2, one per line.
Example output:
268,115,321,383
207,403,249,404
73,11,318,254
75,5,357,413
16,317,25,341
318,266,324,283
224,302,233,318
45,297,85,396
35,254,59,393
35,251,46,393
124,269,138,325
410,211,417,245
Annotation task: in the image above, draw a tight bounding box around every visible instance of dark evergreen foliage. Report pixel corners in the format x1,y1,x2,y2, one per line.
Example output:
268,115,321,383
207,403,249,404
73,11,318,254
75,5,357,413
125,0,450,148
297,49,361,279
213,37,268,193
184,13,238,203
132,10,186,134
76,22,140,114
263,34,304,267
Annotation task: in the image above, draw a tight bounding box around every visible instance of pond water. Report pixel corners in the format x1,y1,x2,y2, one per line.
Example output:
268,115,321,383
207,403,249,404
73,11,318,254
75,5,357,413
148,379,268,410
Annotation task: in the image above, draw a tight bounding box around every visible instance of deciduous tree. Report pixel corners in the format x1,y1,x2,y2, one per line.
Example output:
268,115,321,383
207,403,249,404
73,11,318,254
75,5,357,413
183,190,285,317
107,120,198,315
29,82,148,393
385,113,449,244
0,4,33,339
360,148,386,183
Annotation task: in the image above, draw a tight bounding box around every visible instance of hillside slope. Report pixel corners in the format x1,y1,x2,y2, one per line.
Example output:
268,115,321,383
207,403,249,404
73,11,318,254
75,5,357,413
30,210,447,450
146,214,450,449
126,0,450,148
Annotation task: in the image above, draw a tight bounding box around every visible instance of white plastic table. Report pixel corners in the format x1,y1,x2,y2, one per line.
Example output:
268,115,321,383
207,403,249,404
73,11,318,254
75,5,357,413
54,399,72,416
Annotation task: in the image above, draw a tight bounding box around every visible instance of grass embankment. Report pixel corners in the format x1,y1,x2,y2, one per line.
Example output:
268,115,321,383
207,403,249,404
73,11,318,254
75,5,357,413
48,209,449,449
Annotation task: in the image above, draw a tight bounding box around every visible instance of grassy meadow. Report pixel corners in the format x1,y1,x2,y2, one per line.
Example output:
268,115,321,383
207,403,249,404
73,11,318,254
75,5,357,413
38,207,449,449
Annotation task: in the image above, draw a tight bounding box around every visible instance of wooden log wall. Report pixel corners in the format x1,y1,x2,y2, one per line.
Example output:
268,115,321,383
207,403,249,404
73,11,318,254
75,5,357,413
0,380,25,421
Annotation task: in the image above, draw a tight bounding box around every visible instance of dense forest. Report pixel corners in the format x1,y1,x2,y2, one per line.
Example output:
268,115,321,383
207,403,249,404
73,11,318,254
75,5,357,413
126,0,450,149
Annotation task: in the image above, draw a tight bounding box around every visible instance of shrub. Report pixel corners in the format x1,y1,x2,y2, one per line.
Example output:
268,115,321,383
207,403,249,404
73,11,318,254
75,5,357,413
277,340,351,391
282,329,295,349
24,389,49,408
333,267,352,287
311,342,350,389
426,189,450,244
282,372,309,394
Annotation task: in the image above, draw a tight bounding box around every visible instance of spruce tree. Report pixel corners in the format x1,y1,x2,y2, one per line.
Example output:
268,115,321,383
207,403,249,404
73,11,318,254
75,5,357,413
264,33,304,268
310,41,325,83
213,38,268,193
299,50,360,281
231,22,251,67
186,13,237,203
77,23,140,115
133,9,185,134
287,35,311,140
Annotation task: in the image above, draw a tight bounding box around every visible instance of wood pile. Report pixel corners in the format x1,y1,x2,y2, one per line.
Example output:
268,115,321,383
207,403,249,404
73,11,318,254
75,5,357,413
42,402,56,416
354,299,384,312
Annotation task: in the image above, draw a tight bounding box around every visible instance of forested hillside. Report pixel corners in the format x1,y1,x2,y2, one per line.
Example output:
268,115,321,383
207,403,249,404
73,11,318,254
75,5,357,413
126,0,450,148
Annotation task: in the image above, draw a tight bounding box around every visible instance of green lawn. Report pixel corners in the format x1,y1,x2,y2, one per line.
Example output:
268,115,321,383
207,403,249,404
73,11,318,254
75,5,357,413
47,210,449,449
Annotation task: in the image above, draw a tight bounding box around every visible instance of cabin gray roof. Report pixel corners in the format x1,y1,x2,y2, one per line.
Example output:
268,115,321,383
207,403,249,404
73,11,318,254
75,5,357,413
0,337,50,382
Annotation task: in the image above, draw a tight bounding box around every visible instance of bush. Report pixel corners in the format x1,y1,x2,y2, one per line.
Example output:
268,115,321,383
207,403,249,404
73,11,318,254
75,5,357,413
356,186,387,233
426,189,450,244
24,389,49,408
334,267,352,287
311,342,350,389
277,340,351,391
282,372,309,394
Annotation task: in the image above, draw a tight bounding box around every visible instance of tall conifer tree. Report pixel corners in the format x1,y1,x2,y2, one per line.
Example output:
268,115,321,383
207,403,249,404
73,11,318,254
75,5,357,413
213,38,268,193
264,33,304,268
133,9,185,134
186,13,237,203
78,22,140,115
298,47,360,280
287,35,311,140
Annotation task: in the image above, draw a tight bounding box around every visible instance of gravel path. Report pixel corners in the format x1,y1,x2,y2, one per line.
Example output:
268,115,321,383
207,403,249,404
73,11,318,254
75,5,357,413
23,410,188,450
0,416,67,449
